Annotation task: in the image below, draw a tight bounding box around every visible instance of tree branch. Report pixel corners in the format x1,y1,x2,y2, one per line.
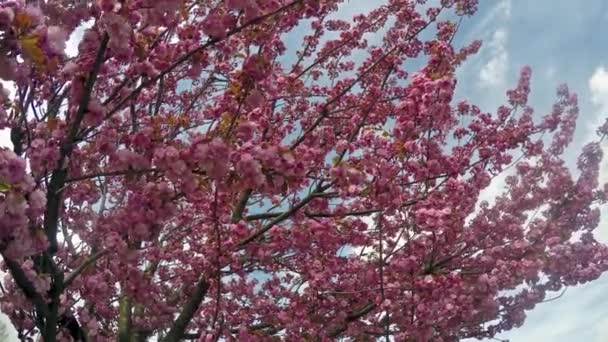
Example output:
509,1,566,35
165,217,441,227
2,257,49,320
65,168,156,184
161,277,210,342
45,33,109,254
327,302,377,338
63,250,108,289
236,184,332,248
105,1,301,119
231,189,252,223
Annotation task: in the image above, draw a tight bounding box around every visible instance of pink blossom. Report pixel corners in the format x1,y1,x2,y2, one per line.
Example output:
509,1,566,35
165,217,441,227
0,7,14,25
202,11,228,38
236,153,264,187
236,121,257,141
0,1,605,341
46,26,67,54
245,88,264,108
102,13,132,56
193,138,230,180
24,6,44,26
96,0,116,12
226,0,251,10
28,190,46,213
0,55,17,81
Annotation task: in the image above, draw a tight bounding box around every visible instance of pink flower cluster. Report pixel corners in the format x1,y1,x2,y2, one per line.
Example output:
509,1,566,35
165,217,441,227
0,2,68,82
1,0,608,341
0,149,46,258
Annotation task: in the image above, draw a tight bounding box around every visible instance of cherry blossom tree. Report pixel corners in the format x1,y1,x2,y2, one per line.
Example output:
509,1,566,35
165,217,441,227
0,0,607,341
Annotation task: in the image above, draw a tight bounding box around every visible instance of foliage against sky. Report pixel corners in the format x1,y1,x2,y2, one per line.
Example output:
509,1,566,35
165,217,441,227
0,0,607,341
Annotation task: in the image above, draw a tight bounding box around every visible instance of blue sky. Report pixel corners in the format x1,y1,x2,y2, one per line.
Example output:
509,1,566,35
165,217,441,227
2,0,608,340
458,1,608,341
285,2,608,339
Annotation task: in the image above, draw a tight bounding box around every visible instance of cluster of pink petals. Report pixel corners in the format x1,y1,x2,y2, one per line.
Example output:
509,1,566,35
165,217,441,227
0,2,68,83
0,0,606,341
0,149,47,259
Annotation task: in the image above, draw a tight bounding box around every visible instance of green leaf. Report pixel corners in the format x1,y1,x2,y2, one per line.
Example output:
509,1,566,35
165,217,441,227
0,181,11,193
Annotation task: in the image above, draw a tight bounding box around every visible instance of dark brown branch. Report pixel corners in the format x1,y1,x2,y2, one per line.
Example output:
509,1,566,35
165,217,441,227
2,257,49,320
105,1,301,118
245,212,282,221
294,13,389,79
236,184,332,248
65,168,156,183
289,9,441,151
231,189,252,223
63,250,108,289
153,75,164,116
45,34,109,254
327,302,377,338
245,199,420,222
183,323,278,340
161,277,210,342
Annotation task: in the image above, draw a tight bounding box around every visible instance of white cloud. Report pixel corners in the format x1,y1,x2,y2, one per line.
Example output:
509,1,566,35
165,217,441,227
0,130,10,149
588,66,608,243
589,66,608,113
464,0,512,43
546,65,557,80
453,0,513,111
593,316,608,341
478,28,509,87
0,312,18,342
65,21,94,58
497,0,512,18
0,81,15,149
492,275,608,342
468,0,512,91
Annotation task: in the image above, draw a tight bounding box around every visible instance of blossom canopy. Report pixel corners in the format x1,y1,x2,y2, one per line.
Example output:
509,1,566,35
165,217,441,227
0,0,607,341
